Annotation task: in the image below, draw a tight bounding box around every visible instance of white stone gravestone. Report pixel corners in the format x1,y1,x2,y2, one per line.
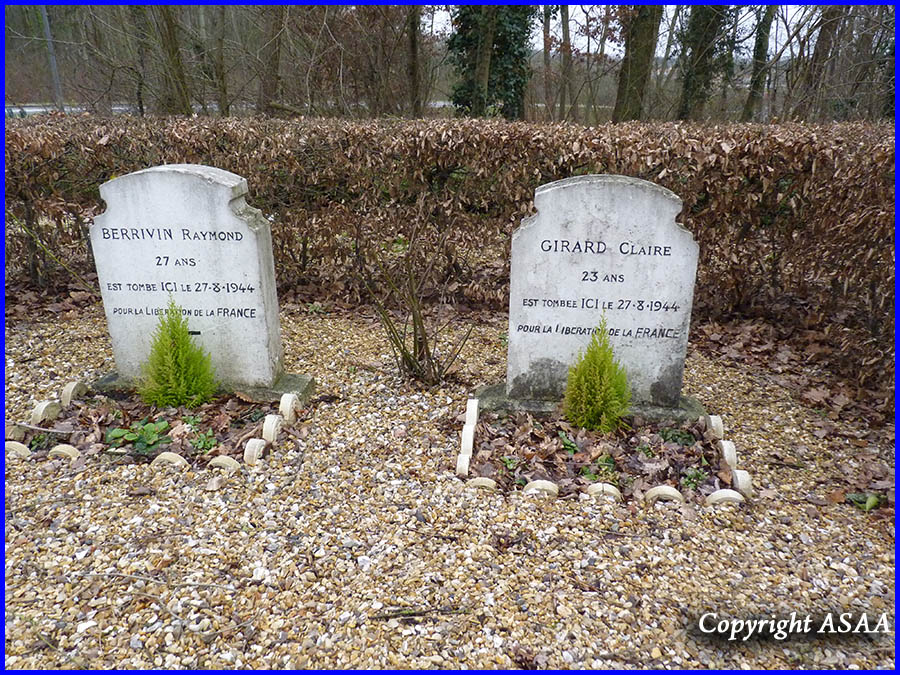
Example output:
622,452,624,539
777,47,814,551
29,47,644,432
90,164,312,399
499,174,700,414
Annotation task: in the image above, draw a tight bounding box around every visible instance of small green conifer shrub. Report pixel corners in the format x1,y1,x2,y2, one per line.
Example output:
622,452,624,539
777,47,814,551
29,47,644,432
139,298,218,408
563,316,631,433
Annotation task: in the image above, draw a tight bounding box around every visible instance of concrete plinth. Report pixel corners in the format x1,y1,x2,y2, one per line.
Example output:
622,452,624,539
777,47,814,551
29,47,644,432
475,382,706,423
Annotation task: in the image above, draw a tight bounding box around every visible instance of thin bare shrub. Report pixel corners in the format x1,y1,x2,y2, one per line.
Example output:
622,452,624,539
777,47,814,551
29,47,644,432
361,203,472,384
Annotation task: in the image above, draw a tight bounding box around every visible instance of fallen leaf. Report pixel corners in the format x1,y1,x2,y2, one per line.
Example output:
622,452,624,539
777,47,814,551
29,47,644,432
211,411,233,432
831,393,851,408
168,422,191,441
803,387,830,403
826,489,845,504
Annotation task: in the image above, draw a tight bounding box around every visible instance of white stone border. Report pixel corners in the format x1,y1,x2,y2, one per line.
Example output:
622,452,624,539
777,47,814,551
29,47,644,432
11,385,307,479
456,398,479,478
455,409,755,506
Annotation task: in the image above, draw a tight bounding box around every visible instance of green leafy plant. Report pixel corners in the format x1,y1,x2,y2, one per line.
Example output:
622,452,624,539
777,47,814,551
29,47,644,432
847,493,883,512
558,431,578,455
661,428,696,445
192,429,217,453
563,316,631,433
597,454,617,473
681,468,709,490
580,455,619,485
106,419,171,454
637,443,655,457
29,433,51,452
500,456,519,471
579,466,600,481
182,414,201,427
139,298,218,408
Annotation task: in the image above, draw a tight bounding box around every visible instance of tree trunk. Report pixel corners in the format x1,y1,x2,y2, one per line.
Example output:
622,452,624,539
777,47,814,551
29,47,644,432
472,6,497,116
39,6,64,111
676,5,727,120
612,5,664,122
257,5,287,114
652,5,683,118
793,6,846,120
407,5,422,116
740,5,777,121
716,8,738,117
153,6,192,115
212,5,229,116
559,5,575,119
542,6,553,121
128,5,149,116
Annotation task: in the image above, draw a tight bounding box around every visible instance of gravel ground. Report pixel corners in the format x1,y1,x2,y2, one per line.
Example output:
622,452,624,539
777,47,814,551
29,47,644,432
5,304,895,669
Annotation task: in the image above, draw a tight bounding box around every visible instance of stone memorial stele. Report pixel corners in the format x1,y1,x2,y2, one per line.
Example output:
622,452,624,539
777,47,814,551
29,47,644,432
480,174,704,420
90,164,313,401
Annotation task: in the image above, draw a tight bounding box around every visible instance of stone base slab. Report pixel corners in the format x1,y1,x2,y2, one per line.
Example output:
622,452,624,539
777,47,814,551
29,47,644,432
474,382,707,423
92,371,315,405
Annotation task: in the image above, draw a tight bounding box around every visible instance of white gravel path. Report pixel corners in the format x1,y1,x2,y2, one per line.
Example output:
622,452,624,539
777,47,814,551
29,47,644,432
4,305,895,669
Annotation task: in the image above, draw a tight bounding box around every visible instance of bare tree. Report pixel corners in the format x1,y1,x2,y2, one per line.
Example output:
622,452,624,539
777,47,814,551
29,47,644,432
612,5,664,122
792,5,848,120
211,6,228,116
407,5,423,117
741,4,776,121
38,6,64,110
558,4,575,119
542,5,554,120
676,5,729,120
472,6,498,116
153,5,192,115
257,5,287,114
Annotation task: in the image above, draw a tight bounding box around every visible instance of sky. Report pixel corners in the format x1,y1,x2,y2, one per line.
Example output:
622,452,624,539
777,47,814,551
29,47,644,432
428,5,811,60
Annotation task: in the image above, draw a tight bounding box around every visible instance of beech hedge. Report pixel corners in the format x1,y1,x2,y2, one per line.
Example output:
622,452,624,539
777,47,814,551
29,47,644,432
4,115,894,389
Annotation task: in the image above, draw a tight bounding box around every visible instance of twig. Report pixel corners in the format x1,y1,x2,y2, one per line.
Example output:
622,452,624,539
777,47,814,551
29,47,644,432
14,215,97,294
280,427,307,441
22,616,62,654
346,359,390,374
370,605,469,620
131,591,188,623
71,571,236,591
234,422,262,446
202,610,260,641
8,421,73,434
596,529,643,538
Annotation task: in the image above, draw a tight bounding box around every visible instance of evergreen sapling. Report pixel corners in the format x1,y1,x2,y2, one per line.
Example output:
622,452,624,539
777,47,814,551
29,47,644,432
563,316,631,433
139,298,218,408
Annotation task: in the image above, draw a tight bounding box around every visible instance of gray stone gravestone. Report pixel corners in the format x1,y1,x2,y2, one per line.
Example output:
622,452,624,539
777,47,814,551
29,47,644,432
480,174,704,420
90,164,313,401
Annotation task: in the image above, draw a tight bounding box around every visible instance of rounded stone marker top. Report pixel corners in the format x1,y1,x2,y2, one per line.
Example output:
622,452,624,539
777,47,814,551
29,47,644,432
526,175,693,244
99,164,248,202
535,174,682,208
